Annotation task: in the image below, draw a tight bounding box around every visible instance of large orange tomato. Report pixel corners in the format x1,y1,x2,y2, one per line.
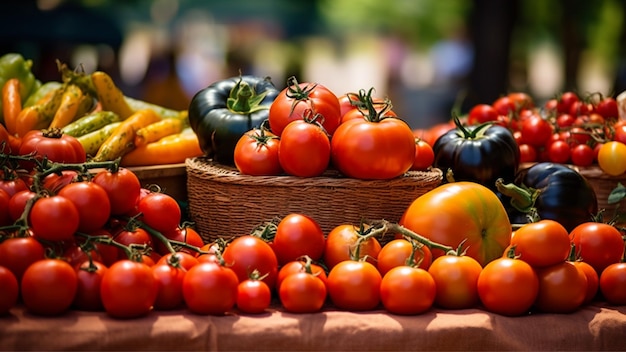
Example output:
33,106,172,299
400,181,512,266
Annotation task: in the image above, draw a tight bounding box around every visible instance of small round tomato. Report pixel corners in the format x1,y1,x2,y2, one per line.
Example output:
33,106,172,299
323,224,381,270
0,236,46,282
92,167,141,215
595,96,619,119
73,260,108,311
58,181,111,233
151,261,187,310
29,195,80,242
411,138,435,171
114,227,153,261
0,188,10,226
222,235,278,289
569,222,624,274
183,261,239,315
100,259,158,318
276,259,328,290
427,255,482,309
518,143,537,163
477,253,539,316
0,265,18,315
236,277,271,314
492,96,517,116
468,104,499,125
279,271,327,313
18,129,86,170
327,260,382,311
377,239,432,276
510,220,571,268
572,260,599,305
234,127,282,176
272,213,326,265
0,172,28,197
599,262,626,305
570,144,595,167
137,192,182,234
556,92,580,114
278,118,330,177
520,114,553,148
547,140,571,164
597,141,626,176
156,226,205,256
380,265,435,315
8,189,36,222
534,261,587,313
157,251,200,271
21,259,78,316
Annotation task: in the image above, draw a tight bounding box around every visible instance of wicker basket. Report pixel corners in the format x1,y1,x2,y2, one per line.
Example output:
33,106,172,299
186,157,443,242
577,166,626,217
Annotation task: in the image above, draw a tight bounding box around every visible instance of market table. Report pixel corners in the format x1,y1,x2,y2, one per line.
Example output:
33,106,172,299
2,302,626,351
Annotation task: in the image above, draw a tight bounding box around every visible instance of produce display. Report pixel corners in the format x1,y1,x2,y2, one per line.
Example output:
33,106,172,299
2,51,626,322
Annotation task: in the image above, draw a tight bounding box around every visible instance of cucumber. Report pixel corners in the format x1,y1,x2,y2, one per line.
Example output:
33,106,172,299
61,111,121,137
77,122,122,156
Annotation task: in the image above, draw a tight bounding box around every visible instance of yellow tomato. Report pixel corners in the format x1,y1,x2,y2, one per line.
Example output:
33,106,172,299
597,141,626,176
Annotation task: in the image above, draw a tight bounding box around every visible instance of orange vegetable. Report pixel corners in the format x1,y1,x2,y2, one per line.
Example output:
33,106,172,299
2,78,22,136
49,84,83,129
134,117,184,147
14,85,65,137
91,71,134,119
121,128,203,166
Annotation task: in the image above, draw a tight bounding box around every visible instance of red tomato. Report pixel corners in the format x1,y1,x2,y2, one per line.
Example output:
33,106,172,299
0,188,10,226
428,255,482,309
492,96,517,116
233,127,282,176
269,78,341,136
0,172,28,197
62,242,103,268
338,92,361,117
534,261,587,313
380,265,436,315
595,96,619,119
411,138,435,171
58,181,111,233
87,228,118,267
556,92,580,114
100,259,158,318
331,116,415,180
425,121,455,147
42,170,78,193
156,251,199,271
570,144,595,167
507,92,534,111
323,224,382,270
278,118,330,177
157,226,205,256
18,129,86,170
21,259,78,316
569,222,624,274
520,114,553,147
599,262,626,305
279,271,327,313
518,143,537,163
572,260,599,305
236,278,271,314
556,113,576,128
341,102,397,124
568,126,592,146
114,227,153,260
0,265,18,315
510,220,571,268
222,235,278,288
468,104,499,125
477,254,539,316
8,189,36,222
272,213,326,265
92,167,141,216
182,261,239,315
276,259,328,290
547,139,571,164
152,262,187,310
327,260,382,311
377,239,432,276
29,195,80,242
0,236,46,282
570,101,594,116
612,123,626,144
137,192,182,234
73,260,108,311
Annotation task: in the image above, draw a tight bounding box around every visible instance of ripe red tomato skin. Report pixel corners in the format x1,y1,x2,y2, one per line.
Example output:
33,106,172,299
557,92,580,114
0,266,19,315
100,259,158,318
477,256,539,316
0,174,28,197
152,262,187,310
468,104,499,124
547,140,571,164
570,144,595,167
534,261,587,313
411,139,435,171
278,119,330,177
137,192,182,234
380,266,436,315
234,128,282,176
276,260,328,290
273,213,326,265
222,235,279,289
21,259,78,316
323,224,381,270
518,143,537,163
573,261,599,305
0,189,10,226
428,255,482,310
596,97,618,119
520,115,553,147
73,260,108,311
8,189,36,222
327,260,382,311
569,223,624,274
58,181,111,233
510,220,571,268
377,239,432,276
92,168,141,216
0,236,46,282
30,195,80,242
18,129,86,170
157,252,199,271
279,271,327,313
114,227,153,261
599,263,626,305
236,279,272,314
182,262,239,315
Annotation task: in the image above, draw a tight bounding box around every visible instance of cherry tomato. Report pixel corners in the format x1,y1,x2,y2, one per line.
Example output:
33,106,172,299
597,141,626,176
152,261,187,310
156,226,205,256
21,259,78,316
236,277,271,314
377,239,432,276
276,259,328,290
518,143,537,163
556,113,576,128
569,222,624,274
233,127,282,176
427,255,482,309
595,96,619,119
114,227,153,261
599,262,626,305
100,259,158,318
58,181,111,233
572,260,599,305
411,138,435,171
30,195,80,242
570,144,595,167
380,265,435,315
510,220,571,268
137,192,182,234
534,261,587,313
468,104,499,125
222,235,278,289
156,251,199,271
547,139,571,164
520,114,553,148
0,172,28,197
272,213,326,265
0,236,46,282
92,167,141,215
73,260,108,311
182,261,239,315
570,101,594,117
492,96,517,116
327,260,382,311
8,189,36,222
0,188,10,226
0,266,18,315
278,118,330,177
556,92,580,114
279,271,327,313
323,224,381,270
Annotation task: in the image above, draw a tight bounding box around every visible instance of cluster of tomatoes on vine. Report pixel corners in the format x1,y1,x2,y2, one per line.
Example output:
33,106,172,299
466,90,621,169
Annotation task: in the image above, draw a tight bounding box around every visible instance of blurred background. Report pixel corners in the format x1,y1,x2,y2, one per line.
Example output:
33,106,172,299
1,0,624,129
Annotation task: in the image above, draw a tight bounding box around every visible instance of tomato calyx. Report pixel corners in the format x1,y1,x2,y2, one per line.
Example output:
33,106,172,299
351,88,394,123
226,76,271,115
284,76,318,104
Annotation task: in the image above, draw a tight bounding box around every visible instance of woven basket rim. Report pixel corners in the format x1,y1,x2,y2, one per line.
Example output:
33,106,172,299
186,157,443,188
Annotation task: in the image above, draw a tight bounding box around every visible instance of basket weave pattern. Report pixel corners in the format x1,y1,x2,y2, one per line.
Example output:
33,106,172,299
578,166,626,216
186,157,443,242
